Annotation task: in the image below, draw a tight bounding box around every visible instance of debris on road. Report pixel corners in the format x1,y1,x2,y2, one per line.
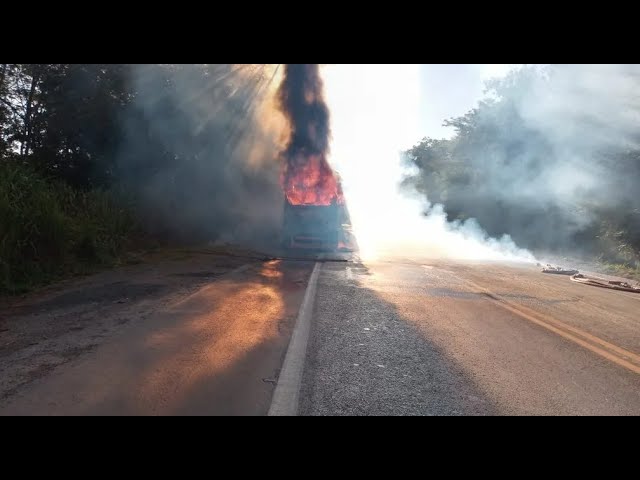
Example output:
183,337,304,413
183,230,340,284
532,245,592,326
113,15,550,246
571,274,640,293
541,264,580,275
540,263,640,293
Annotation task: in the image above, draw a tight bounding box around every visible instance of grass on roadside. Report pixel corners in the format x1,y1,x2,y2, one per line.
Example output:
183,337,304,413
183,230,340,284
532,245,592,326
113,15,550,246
0,161,139,294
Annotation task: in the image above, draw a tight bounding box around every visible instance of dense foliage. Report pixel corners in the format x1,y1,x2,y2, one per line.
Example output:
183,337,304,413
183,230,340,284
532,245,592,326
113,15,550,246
403,66,640,271
0,64,280,292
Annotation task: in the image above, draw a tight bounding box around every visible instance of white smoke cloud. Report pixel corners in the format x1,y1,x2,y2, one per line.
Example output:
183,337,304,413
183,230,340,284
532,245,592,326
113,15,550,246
116,64,287,249
323,64,535,262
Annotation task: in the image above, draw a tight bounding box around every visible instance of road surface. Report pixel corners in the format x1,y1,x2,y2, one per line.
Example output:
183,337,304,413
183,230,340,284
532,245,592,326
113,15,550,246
1,250,638,415
300,257,640,415
0,250,313,415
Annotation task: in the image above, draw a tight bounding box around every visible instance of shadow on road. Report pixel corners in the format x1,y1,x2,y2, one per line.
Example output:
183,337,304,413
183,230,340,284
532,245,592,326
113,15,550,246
299,261,499,416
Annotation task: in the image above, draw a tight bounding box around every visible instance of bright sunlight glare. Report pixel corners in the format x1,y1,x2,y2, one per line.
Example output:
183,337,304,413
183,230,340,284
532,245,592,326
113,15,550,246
323,64,534,262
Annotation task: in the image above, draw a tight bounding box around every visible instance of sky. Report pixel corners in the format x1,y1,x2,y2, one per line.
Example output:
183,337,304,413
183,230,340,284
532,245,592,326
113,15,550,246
321,64,525,259
418,64,518,139
322,64,518,201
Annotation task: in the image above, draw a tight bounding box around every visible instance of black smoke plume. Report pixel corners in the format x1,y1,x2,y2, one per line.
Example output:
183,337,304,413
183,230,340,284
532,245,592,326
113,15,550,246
276,64,339,205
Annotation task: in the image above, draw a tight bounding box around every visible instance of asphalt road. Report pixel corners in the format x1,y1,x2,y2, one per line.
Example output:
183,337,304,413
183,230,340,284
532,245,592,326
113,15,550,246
299,257,640,415
0,254,313,415
2,250,639,415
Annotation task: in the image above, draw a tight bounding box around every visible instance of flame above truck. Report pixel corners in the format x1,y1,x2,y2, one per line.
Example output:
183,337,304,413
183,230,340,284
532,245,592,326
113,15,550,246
281,153,344,207
281,164,354,251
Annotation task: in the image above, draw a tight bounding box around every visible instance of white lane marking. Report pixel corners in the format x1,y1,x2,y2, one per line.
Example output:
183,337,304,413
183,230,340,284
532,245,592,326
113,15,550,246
268,262,321,416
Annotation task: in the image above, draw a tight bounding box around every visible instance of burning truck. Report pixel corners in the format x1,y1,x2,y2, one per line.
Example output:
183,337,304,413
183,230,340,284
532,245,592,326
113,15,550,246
276,64,354,252
281,156,354,251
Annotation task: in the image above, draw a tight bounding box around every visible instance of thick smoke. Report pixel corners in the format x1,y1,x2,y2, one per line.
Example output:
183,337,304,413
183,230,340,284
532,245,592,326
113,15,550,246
277,64,330,157
355,177,536,263
404,64,640,262
115,64,287,250
276,64,340,205
514,64,640,213
322,64,535,263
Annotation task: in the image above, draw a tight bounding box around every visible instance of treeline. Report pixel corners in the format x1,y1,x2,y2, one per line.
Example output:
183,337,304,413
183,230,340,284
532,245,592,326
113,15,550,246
0,64,282,292
403,65,640,272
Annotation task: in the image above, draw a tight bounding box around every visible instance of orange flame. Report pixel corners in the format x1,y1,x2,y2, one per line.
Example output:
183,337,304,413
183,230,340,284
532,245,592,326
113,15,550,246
281,153,344,206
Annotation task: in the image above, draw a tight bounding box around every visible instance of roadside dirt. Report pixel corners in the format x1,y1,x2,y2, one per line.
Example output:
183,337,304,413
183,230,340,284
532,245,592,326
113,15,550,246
0,246,308,412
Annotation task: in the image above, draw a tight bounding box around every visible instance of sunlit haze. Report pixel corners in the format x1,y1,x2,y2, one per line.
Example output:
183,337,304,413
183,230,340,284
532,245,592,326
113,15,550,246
322,64,534,262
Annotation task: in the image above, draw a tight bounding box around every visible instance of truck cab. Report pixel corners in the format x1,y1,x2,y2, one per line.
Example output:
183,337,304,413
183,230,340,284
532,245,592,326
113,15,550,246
282,199,340,251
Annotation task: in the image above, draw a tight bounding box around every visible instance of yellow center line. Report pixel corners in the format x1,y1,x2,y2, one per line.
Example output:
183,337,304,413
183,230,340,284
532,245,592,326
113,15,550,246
464,280,640,375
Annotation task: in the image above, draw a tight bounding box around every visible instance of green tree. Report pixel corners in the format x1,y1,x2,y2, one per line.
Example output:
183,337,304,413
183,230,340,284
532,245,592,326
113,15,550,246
404,65,640,268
